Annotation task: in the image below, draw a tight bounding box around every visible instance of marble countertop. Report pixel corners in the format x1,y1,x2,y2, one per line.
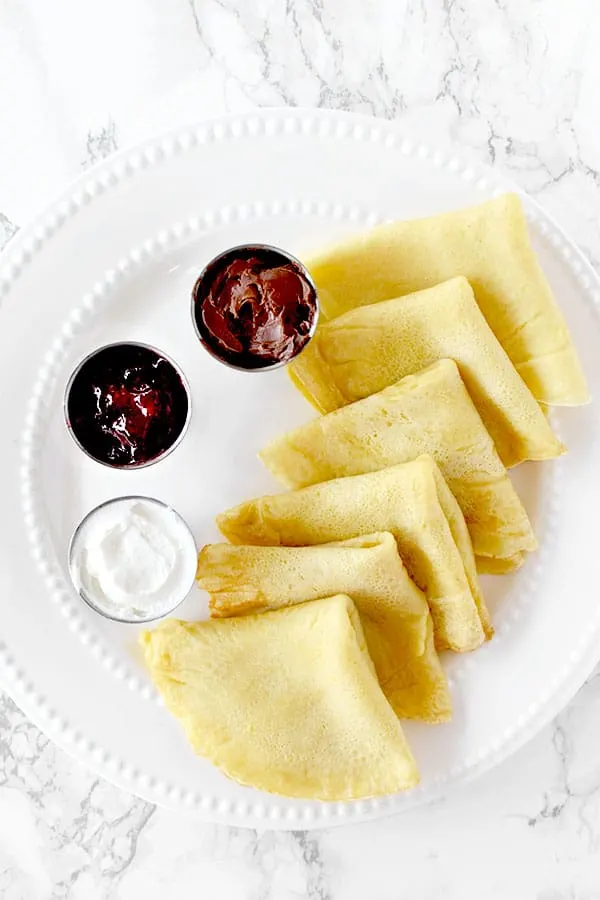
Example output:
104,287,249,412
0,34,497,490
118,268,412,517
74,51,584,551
2,1,600,897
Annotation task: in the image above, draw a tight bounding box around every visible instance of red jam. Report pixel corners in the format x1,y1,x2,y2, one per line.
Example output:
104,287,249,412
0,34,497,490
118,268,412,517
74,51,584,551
193,246,318,369
66,343,189,468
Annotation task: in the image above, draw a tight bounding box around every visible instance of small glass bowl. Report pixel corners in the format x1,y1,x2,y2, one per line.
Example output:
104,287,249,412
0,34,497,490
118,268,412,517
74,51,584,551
191,243,319,372
64,341,192,470
68,495,198,624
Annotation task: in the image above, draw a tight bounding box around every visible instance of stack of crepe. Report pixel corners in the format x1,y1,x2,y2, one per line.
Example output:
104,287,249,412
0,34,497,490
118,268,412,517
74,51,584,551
217,456,490,651
294,193,587,406
261,358,539,573
142,193,587,802
197,532,452,722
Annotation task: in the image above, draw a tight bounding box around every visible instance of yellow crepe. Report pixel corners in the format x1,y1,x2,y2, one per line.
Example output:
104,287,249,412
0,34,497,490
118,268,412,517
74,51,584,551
263,359,537,569
294,193,587,406
141,594,419,800
290,276,564,468
197,532,451,723
218,456,491,652
477,553,525,575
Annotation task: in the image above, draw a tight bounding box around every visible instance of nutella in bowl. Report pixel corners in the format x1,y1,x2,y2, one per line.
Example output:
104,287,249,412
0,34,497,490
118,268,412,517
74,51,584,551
192,244,319,371
65,342,191,469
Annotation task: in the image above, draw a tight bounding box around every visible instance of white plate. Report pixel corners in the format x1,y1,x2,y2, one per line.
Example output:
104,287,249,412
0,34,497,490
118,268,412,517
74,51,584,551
0,109,598,829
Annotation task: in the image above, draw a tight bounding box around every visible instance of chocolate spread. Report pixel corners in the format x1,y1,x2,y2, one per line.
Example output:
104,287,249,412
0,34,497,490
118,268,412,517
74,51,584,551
193,247,318,369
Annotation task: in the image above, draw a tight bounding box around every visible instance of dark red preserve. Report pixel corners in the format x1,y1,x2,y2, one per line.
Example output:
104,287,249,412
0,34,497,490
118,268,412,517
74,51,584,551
66,343,189,468
192,245,318,370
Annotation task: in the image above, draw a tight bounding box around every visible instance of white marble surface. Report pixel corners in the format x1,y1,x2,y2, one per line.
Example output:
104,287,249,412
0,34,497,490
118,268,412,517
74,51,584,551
2,1,600,897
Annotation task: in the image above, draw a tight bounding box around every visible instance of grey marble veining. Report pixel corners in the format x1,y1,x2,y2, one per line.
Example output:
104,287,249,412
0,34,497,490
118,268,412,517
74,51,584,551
83,121,119,168
0,214,18,251
1,1,600,897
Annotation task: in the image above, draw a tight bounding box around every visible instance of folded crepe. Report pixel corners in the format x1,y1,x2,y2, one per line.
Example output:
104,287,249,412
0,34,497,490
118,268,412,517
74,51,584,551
290,276,564,469
293,193,587,406
477,552,525,575
217,456,491,652
197,532,451,723
262,359,537,570
141,594,419,800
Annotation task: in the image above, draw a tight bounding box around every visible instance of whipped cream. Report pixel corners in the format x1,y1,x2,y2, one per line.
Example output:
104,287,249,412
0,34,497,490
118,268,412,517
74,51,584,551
69,497,197,621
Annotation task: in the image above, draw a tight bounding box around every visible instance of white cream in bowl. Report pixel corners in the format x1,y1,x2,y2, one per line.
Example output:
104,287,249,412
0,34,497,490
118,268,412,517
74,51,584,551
68,496,197,623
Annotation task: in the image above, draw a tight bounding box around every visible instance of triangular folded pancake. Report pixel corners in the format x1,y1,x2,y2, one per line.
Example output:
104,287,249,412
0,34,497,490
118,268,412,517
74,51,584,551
295,193,587,406
141,595,419,800
197,532,451,723
290,276,564,468
218,456,491,652
262,359,537,569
